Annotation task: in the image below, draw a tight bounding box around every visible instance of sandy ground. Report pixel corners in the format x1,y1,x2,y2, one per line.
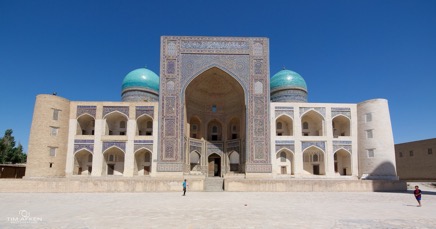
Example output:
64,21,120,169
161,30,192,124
0,182,435,229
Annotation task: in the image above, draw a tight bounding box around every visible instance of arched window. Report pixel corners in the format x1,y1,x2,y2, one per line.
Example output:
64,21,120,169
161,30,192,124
303,122,309,129
276,122,283,130
280,152,286,162
313,154,319,162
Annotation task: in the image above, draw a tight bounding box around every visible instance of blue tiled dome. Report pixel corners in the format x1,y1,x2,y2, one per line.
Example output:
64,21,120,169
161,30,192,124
122,68,159,92
270,69,307,92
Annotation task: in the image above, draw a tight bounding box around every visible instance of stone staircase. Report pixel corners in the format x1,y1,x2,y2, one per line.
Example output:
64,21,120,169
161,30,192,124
204,177,224,192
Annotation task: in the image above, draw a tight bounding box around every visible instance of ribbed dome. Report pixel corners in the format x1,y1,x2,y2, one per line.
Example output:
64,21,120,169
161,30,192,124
122,68,159,92
270,69,307,92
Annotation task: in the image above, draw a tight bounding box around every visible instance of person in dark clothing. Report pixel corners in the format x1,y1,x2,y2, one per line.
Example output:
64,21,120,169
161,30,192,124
414,185,422,207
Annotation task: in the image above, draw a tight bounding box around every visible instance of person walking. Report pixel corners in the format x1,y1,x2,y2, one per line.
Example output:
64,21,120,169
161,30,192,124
182,179,187,196
414,185,422,207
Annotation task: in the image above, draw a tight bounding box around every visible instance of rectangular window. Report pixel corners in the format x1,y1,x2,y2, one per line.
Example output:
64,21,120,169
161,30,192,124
365,113,372,122
367,149,375,158
49,147,57,157
52,109,60,120
366,130,373,138
410,150,414,156
429,148,433,155
50,127,59,136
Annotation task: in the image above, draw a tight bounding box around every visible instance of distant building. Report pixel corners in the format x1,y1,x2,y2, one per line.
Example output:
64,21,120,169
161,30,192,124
395,138,436,180
25,36,399,181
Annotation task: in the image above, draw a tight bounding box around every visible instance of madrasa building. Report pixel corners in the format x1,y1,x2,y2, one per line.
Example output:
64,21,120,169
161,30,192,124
24,36,400,190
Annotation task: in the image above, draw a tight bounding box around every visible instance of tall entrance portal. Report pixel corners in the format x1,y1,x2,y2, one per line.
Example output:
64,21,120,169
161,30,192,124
185,67,245,176
157,36,272,175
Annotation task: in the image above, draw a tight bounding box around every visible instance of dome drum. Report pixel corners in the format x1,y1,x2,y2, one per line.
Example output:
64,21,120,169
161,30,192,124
270,69,308,103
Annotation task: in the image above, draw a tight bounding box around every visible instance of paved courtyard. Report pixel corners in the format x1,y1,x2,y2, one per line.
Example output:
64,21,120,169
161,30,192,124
1,184,435,229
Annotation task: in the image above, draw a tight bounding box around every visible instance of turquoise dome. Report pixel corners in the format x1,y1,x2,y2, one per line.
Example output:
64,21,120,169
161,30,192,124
122,68,160,92
270,69,307,92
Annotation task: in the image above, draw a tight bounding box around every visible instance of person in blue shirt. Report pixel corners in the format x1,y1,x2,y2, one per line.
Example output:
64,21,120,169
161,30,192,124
182,179,187,196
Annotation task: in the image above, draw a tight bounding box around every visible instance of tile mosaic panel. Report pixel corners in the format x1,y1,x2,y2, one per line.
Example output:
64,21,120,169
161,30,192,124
102,141,126,152
76,106,96,118
136,106,154,119
331,107,351,119
302,141,326,151
103,106,129,117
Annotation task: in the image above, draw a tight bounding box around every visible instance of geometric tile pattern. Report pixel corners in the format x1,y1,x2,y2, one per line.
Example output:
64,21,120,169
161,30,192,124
76,106,96,118
333,141,352,153
159,36,271,173
102,141,126,153
331,107,351,119
275,107,294,119
103,106,129,118
136,106,154,119
302,141,326,152
300,107,326,118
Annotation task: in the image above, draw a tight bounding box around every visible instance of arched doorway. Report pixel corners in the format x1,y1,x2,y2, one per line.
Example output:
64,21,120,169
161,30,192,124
104,112,128,136
73,149,93,175
276,149,294,175
76,114,95,135
228,151,240,172
184,67,245,175
102,147,125,175
134,149,152,175
275,115,293,136
302,146,325,175
208,153,221,177
190,151,201,173
334,149,351,176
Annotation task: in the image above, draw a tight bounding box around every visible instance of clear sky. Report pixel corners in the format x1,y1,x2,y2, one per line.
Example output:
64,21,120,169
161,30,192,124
0,0,435,152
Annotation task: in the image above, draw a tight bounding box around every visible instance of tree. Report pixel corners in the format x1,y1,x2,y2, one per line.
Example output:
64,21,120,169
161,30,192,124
0,129,27,164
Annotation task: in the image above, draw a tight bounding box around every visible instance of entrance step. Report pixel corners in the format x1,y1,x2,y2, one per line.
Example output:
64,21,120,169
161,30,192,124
204,178,224,192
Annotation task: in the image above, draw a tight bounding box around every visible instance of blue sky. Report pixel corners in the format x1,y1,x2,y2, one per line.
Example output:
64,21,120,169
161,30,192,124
0,0,435,151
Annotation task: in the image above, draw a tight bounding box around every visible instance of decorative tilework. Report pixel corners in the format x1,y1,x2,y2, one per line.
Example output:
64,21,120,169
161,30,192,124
275,140,295,153
164,119,176,137
180,54,250,90
167,59,176,74
254,119,264,137
299,107,326,118
254,81,263,94
302,141,326,152
102,141,126,152
254,97,265,116
275,107,294,119
163,139,176,160
76,106,96,118
166,40,177,56
271,90,308,103
333,141,352,153
181,40,249,50
331,107,351,119
207,143,223,156
227,140,240,153
166,80,175,92
254,59,263,74
74,140,94,154
189,139,203,153
165,97,176,116
159,36,271,172
103,106,129,118
134,140,153,152
253,42,263,56
136,106,154,119
254,142,264,160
